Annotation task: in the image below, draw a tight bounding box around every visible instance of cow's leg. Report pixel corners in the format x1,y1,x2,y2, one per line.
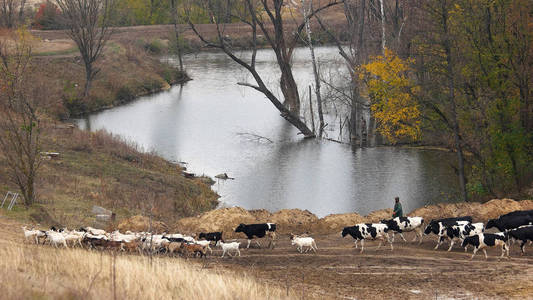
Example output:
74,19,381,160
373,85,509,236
399,233,407,242
354,240,358,249
390,233,395,243
390,238,394,251
501,244,507,258
520,241,526,255
255,240,261,248
470,247,478,260
360,240,365,253
483,249,488,260
377,239,382,250
434,236,444,250
447,239,455,252
247,239,251,249
237,249,241,257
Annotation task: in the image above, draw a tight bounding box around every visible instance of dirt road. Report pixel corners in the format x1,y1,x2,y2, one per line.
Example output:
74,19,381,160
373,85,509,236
208,232,533,299
4,215,532,299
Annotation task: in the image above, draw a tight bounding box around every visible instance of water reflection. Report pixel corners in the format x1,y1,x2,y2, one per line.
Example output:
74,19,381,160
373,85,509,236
77,47,460,217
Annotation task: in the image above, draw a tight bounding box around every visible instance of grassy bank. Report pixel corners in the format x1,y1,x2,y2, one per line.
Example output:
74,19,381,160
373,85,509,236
0,125,218,227
29,39,189,119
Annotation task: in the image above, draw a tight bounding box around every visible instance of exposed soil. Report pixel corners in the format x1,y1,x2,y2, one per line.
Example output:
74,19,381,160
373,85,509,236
10,199,533,299
209,231,533,300
5,212,533,299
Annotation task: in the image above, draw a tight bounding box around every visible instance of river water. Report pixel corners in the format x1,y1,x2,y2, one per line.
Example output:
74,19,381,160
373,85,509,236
76,47,460,218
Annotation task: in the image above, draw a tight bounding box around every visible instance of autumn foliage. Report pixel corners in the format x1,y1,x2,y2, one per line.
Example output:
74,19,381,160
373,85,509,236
361,49,421,143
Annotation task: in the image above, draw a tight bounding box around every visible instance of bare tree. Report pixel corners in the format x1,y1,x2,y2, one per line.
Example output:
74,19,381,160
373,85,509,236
0,30,42,206
1,0,19,28
185,0,340,138
56,0,115,98
169,0,184,72
301,0,324,136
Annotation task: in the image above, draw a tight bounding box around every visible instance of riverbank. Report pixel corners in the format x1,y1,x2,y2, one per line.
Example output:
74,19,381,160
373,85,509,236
0,125,219,227
23,30,192,119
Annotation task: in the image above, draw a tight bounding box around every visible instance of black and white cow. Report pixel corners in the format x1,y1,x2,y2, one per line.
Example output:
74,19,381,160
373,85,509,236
508,226,533,255
486,215,533,232
380,217,424,244
235,223,276,248
461,233,509,260
198,231,223,244
423,216,473,236
436,222,484,251
341,223,392,253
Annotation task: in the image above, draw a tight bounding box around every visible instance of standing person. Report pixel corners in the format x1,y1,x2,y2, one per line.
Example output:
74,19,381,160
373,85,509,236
392,197,403,218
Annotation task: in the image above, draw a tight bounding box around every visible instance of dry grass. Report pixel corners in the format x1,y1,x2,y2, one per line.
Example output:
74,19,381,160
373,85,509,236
0,240,293,300
0,125,219,228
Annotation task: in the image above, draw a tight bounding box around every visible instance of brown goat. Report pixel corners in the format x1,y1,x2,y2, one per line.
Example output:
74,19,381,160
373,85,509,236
165,242,183,256
180,243,207,258
122,241,141,254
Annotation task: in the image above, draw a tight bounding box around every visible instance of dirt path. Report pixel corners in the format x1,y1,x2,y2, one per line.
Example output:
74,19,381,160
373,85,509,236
207,233,533,299
4,216,532,299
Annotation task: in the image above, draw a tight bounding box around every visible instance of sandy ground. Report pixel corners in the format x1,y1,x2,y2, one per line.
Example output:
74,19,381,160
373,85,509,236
3,215,532,300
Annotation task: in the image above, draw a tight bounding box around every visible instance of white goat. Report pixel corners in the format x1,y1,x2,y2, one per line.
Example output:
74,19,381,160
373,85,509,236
195,240,213,254
217,241,241,257
22,226,45,244
45,231,68,248
85,227,106,236
290,236,317,253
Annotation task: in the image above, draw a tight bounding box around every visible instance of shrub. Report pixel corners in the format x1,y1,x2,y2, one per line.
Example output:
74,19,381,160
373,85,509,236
143,39,165,54
33,1,64,30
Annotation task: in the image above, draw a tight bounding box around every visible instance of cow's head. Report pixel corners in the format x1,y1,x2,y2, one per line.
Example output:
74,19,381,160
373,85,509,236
341,227,351,238
423,221,435,235
486,219,497,229
235,224,246,233
381,219,400,232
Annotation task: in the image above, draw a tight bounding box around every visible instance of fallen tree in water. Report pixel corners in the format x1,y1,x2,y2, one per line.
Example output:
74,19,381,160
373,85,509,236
174,198,533,238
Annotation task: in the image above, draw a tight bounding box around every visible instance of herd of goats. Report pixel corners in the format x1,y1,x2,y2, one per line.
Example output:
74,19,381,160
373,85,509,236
20,209,533,260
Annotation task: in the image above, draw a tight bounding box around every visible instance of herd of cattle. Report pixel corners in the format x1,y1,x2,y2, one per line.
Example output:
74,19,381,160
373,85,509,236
21,209,533,260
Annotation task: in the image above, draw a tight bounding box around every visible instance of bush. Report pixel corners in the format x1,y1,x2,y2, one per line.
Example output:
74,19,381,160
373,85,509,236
33,1,64,30
143,39,165,54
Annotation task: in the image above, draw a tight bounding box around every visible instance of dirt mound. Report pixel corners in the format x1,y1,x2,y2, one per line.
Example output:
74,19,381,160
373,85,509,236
117,216,168,233
314,213,366,234
173,199,533,237
270,209,319,234
365,208,394,222
175,207,257,238
409,198,533,223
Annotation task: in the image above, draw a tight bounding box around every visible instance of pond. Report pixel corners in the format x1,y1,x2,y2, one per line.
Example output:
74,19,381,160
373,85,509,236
76,47,460,218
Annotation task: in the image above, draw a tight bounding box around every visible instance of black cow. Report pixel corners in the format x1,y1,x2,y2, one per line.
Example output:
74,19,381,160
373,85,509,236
423,216,473,235
461,233,509,260
198,232,223,243
341,223,392,253
508,226,533,255
486,215,533,231
499,210,533,219
235,223,276,248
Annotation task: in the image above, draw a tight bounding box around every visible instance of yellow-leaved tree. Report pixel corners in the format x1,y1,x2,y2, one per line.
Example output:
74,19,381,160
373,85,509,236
361,49,421,143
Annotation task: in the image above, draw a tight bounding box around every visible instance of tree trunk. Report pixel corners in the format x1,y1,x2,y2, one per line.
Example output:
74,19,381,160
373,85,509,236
309,85,315,134
170,0,184,72
84,64,93,98
442,2,468,202
302,0,324,136
379,0,386,52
